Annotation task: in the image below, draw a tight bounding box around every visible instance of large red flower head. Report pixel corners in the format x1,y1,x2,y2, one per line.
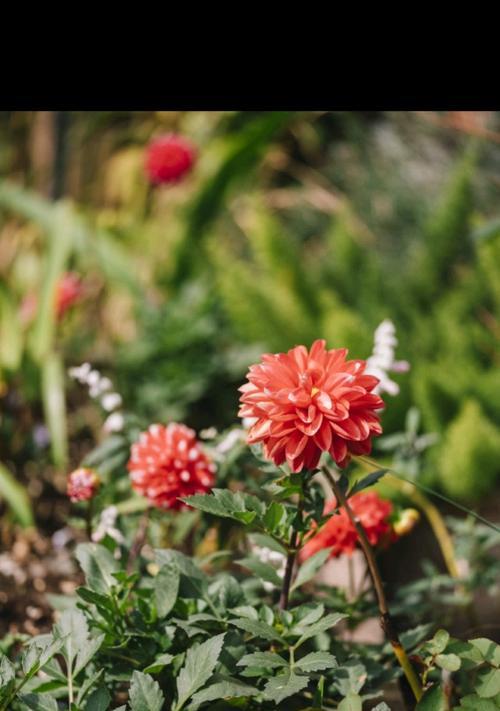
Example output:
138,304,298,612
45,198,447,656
301,491,394,560
238,340,384,472
127,423,215,510
145,134,196,185
67,468,100,503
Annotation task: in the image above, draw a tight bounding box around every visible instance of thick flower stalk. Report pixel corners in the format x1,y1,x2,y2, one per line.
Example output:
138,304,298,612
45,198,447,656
127,423,216,510
239,339,384,471
145,134,196,185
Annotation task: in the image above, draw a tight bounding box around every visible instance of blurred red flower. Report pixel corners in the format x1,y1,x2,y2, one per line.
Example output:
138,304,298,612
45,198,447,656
238,340,384,472
67,468,100,502
127,423,215,509
144,134,196,185
301,491,395,560
20,272,84,324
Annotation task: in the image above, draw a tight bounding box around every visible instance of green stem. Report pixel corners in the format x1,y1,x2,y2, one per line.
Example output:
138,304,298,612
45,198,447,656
279,494,304,610
322,466,423,703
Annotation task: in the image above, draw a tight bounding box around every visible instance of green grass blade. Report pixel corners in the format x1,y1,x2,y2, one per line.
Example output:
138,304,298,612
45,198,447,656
0,461,34,527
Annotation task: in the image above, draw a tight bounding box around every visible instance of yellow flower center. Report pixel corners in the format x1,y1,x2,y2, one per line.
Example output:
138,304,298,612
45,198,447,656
311,387,320,397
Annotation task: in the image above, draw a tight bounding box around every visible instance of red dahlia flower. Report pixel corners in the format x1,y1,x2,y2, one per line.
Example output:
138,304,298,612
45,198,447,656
67,468,101,502
301,491,395,560
127,423,215,510
238,340,384,472
144,134,196,185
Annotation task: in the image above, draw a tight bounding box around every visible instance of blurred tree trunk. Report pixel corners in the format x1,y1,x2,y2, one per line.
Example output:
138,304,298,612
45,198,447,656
30,112,69,199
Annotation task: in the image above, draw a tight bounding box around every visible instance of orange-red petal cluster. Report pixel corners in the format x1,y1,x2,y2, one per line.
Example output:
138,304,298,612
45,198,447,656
301,491,395,560
67,467,100,502
238,340,384,472
127,423,215,510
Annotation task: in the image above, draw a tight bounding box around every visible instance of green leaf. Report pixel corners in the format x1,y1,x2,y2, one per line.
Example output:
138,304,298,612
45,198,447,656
237,652,289,670
18,694,58,711
76,669,104,704
155,561,180,618
85,687,111,711
143,653,175,674
456,694,500,710
229,617,285,643
181,489,264,525
263,672,309,704
129,671,165,711
416,684,447,710
237,557,283,587
0,460,34,527
435,653,461,672
74,633,105,677
295,651,337,673
53,610,89,671
348,469,387,497
189,679,259,708
0,288,23,371
263,501,286,531
476,668,500,699
338,694,363,711
75,543,119,594
425,629,450,655
295,613,347,647
249,532,287,556
470,638,500,666
291,548,331,591
175,633,225,711
41,352,68,467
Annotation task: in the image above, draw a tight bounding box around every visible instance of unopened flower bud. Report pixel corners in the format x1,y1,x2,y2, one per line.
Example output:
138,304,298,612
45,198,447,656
393,508,420,537
67,468,101,502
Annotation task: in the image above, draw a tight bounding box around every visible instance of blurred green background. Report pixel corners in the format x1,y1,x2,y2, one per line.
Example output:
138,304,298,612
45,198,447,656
1,110,499,528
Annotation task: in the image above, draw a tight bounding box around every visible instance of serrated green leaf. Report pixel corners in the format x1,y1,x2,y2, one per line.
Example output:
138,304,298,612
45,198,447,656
416,684,447,710
85,686,111,711
291,548,331,591
129,671,165,711
338,694,363,711
18,694,58,711
229,617,285,643
348,469,387,497
263,501,286,531
155,561,180,618
476,668,500,699
263,672,309,704
143,653,175,674
295,613,347,647
470,638,500,666
249,532,287,556
76,668,105,704
295,651,337,673
189,679,259,709
237,652,289,670
75,543,119,594
175,633,225,710
237,557,282,587
74,633,105,677
456,694,500,710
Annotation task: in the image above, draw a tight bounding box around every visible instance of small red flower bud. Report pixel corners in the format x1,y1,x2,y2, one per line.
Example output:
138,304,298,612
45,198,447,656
67,468,100,502
144,134,196,185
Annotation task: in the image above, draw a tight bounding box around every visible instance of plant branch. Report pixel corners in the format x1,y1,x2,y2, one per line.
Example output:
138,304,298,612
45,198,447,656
279,496,304,610
322,465,423,703
126,508,151,575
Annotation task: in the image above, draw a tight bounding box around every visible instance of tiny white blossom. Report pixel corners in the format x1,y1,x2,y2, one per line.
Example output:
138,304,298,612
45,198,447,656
101,393,123,412
366,319,410,397
216,428,245,454
92,506,124,544
103,412,125,434
68,362,92,383
250,544,287,592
